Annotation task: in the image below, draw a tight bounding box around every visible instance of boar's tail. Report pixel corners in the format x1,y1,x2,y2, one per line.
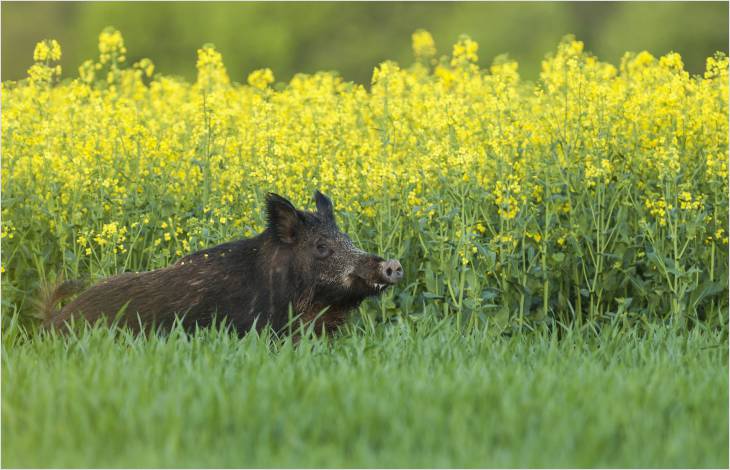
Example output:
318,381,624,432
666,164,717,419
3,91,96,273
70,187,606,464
38,279,85,324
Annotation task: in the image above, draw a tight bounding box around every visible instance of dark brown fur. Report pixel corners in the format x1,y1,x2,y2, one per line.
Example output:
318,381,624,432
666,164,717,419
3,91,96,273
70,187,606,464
38,280,86,321
43,191,403,336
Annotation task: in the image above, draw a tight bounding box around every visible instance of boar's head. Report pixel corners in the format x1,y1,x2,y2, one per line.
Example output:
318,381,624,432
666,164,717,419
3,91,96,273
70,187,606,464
265,191,403,312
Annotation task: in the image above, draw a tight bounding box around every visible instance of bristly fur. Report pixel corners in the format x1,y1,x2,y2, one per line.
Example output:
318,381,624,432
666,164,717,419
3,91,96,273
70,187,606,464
46,191,403,336
38,280,86,325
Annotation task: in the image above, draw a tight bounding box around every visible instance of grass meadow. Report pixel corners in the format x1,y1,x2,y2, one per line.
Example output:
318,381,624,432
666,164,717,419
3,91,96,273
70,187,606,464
3,319,728,468
1,29,729,467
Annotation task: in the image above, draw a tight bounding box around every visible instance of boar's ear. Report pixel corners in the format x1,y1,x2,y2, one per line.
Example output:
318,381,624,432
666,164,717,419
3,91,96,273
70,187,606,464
314,190,335,223
266,193,302,244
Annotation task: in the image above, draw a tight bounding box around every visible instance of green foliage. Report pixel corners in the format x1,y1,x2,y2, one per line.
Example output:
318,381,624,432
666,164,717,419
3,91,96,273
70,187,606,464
2,2,728,83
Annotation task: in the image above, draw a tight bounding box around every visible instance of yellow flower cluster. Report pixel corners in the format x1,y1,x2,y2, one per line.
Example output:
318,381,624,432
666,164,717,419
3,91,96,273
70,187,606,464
645,197,672,227
98,28,127,64
33,39,62,62
451,35,479,67
26,39,62,86
247,68,274,90
134,58,155,78
585,158,613,188
412,29,436,60
77,221,129,256
494,179,522,220
678,191,703,211
196,44,230,89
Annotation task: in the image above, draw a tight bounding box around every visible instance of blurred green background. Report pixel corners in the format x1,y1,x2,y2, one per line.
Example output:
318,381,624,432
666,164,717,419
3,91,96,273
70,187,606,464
2,1,728,84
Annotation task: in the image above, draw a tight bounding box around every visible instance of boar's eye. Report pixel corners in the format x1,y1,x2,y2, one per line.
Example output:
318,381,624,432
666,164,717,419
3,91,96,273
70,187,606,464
315,241,332,259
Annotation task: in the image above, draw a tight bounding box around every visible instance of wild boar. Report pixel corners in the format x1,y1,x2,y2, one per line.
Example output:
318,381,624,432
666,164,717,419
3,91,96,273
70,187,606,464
43,191,403,336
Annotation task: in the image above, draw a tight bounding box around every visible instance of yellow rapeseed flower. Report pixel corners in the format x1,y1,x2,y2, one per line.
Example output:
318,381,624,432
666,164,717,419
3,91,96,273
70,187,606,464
412,29,436,59
247,68,275,90
451,35,478,67
33,39,62,62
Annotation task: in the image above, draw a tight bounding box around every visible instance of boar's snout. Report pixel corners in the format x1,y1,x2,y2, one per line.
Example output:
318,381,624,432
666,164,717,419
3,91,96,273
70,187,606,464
380,259,403,284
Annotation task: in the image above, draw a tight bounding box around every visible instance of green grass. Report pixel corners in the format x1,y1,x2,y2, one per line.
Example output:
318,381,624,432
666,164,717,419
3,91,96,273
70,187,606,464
2,318,727,468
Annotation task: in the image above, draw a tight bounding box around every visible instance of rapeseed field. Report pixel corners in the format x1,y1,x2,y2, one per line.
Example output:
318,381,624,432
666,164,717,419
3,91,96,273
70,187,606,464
2,28,728,328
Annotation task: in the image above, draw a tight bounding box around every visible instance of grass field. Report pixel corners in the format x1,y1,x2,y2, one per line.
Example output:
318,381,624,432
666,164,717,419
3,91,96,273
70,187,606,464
2,319,728,468
2,29,729,468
